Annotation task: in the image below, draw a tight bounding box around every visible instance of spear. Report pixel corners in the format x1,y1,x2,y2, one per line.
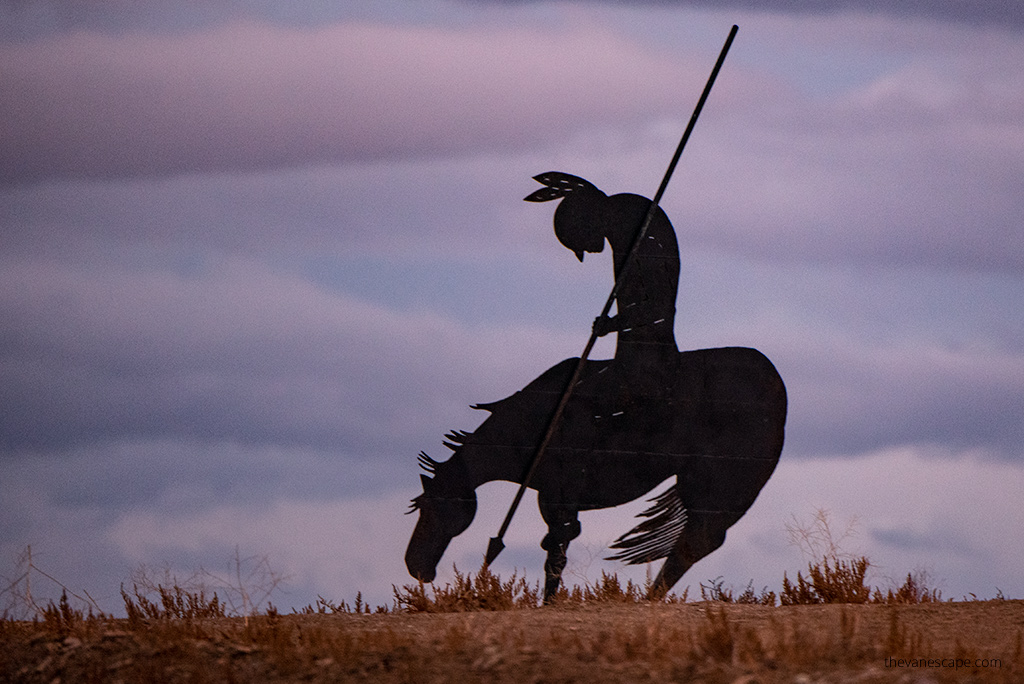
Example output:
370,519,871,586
485,24,739,566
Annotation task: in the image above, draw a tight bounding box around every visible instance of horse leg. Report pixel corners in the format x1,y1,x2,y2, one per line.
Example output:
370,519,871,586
646,553,688,601
539,503,581,603
647,510,729,601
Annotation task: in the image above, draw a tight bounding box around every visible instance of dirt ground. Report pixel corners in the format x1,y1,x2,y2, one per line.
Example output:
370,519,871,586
2,600,1022,683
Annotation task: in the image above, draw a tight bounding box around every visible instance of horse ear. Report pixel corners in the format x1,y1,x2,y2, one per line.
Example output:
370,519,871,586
420,474,433,489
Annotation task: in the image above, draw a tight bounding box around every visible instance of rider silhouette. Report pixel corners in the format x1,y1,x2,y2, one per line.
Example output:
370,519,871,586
526,172,679,361
525,172,681,429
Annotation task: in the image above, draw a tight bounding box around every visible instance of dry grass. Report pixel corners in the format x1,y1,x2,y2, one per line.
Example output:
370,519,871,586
392,564,539,612
781,555,872,605
121,584,227,624
2,511,1017,682
386,555,943,612
2,592,1020,683
391,566,692,613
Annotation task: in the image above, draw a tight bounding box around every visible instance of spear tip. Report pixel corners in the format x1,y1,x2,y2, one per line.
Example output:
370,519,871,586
485,537,505,565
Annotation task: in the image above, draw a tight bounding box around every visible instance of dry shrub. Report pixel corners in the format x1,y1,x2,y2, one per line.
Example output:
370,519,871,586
786,508,860,560
2,546,106,623
41,591,84,636
700,576,735,602
571,570,643,602
737,580,777,606
875,570,943,604
393,565,693,612
554,570,680,604
780,555,872,605
782,509,945,606
700,577,775,605
39,590,107,638
120,583,226,625
782,508,872,605
391,557,949,614
296,592,392,614
128,547,286,617
393,564,541,612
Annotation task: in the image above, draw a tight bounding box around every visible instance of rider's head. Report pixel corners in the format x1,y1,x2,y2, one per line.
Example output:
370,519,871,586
524,172,607,261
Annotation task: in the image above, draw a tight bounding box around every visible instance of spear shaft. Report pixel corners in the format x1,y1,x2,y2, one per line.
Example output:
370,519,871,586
486,24,739,566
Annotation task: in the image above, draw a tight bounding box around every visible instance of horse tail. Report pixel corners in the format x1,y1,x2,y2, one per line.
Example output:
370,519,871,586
606,485,687,565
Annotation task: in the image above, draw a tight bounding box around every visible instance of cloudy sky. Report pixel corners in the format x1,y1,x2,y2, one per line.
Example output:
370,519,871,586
2,0,1022,612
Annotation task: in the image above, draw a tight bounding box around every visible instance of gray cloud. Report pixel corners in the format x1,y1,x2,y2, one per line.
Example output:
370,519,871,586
0,20,713,184
3,102,1021,460
4,14,1021,278
487,1,1024,28
775,333,1024,458
4,0,1019,43
871,526,978,557
2,241,1021,462
0,256,581,455
3,113,1022,461
712,0,1022,27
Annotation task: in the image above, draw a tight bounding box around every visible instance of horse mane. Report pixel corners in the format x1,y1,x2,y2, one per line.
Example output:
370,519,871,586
417,451,439,474
605,486,687,565
408,432,474,513
407,451,441,512
441,429,471,452
415,426,470,480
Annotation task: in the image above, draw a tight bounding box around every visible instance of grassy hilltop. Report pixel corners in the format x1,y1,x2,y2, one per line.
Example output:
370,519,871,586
2,557,1021,683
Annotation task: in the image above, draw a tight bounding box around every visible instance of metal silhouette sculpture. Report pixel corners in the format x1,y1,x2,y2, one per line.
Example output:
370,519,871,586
405,25,787,601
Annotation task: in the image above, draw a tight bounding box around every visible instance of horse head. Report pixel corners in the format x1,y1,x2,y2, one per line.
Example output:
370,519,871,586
404,452,477,582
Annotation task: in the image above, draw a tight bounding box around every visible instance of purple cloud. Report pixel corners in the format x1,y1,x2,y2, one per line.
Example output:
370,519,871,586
0,21,716,184
0,256,582,454
488,0,1024,28
2,249,1020,460
5,14,1021,280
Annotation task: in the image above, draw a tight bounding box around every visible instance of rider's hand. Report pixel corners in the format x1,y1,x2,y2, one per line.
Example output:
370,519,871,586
592,315,616,337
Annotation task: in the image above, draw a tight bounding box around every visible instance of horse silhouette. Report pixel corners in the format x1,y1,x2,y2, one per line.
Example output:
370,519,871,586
405,172,786,601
